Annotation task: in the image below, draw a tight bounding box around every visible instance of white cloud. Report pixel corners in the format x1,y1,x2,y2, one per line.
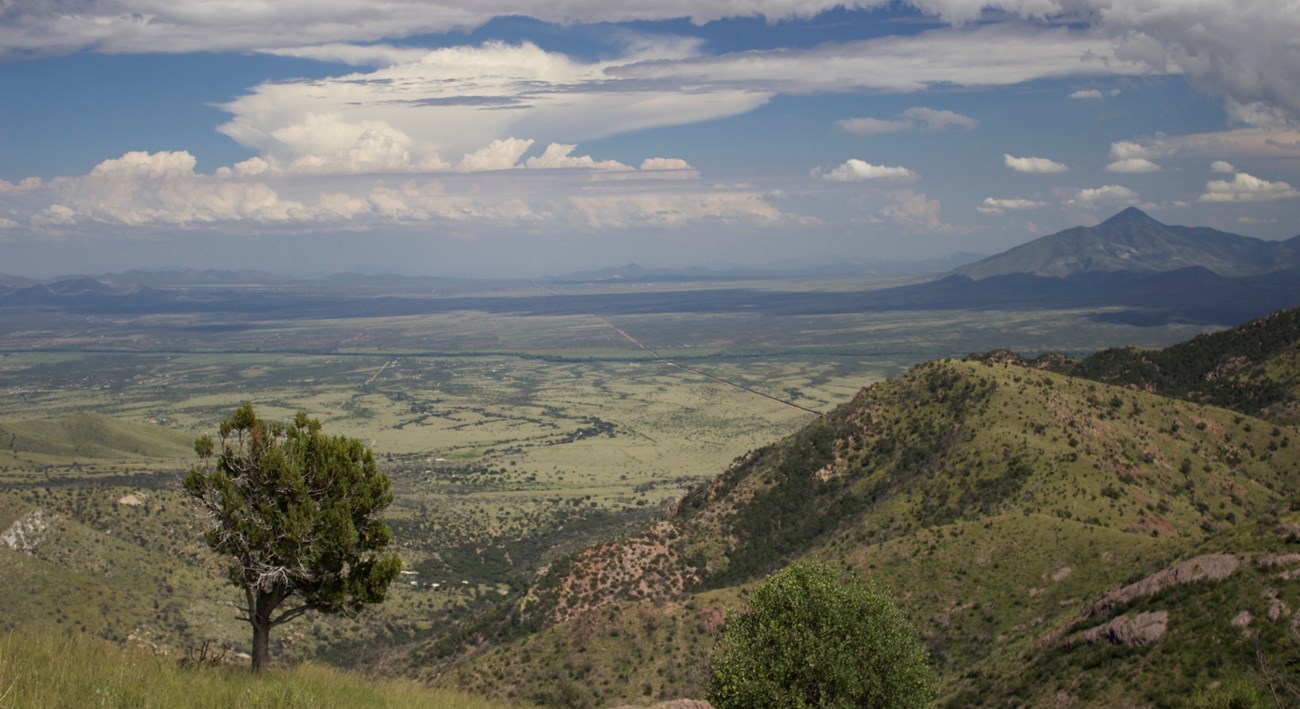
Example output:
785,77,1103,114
1115,130,1300,160
0,148,793,235
456,138,534,172
216,39,768,174
524,144,631,171
1211,160,1236,174
1003,154,1068,173
1070,89,1103,100
814,159,918,182
1108,140,1157,161
977,197,1046,214
838,107,975,135
263,43,432,67
614,24,1152,94
640,158,695,171
565,191,785,229
1107,158,1161,173
913,0,1300,126
6,0,1298,128
1074,184,1138,205
1199,172,1300,202
899,107,977,132
837,118,911,135
35,151,311,227
879,190,953,231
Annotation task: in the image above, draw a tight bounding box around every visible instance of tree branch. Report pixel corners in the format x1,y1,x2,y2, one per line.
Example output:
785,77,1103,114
270,604,312,627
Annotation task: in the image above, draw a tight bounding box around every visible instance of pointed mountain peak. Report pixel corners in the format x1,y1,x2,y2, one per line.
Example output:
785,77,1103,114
1100,206,1161,227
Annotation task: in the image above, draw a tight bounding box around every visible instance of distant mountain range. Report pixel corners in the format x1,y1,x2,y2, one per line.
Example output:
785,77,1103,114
956,206,1300,279
544,252,986,282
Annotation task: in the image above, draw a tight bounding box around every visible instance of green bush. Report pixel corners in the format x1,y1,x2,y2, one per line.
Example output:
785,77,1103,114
707,562,933,708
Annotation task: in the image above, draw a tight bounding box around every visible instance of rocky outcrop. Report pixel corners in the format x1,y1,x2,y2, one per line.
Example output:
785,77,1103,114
0,509,51,555
1085,553,1238,620
1077,611,1168,647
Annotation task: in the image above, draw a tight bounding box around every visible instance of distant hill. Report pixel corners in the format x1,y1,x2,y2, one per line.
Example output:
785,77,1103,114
955,207,1299,279
412,309,1300,707
0,413,194,459
547,254,985,283
98,269,297,288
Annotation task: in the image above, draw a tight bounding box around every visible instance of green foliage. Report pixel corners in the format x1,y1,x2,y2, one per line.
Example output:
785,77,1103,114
707,562,933,709
183,404,402,671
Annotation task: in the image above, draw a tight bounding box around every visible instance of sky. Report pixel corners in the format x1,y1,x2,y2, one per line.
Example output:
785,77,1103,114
1,0,1299,278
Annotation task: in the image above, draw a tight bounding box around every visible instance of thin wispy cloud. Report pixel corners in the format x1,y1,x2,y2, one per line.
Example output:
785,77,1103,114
1003,154,1069,174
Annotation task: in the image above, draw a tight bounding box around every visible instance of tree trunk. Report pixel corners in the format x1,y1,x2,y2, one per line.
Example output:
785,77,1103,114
249,590,277,673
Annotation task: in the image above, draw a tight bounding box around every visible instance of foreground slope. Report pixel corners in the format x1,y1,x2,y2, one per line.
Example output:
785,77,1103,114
414,311,1300,708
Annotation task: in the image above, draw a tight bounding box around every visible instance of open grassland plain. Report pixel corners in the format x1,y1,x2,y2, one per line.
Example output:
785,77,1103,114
0,276,1232,685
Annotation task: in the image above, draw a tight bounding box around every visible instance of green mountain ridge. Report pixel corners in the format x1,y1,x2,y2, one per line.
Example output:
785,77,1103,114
414,307,1300,708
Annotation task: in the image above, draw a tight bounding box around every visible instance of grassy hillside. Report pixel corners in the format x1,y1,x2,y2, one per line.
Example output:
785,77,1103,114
413,326,1300,707
0,631,524,708
1057,307,1300,424
0,412,193,458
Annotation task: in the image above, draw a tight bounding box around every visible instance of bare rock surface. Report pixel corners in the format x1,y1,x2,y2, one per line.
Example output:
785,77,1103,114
1086,553,1238,619
1077,611,1168,647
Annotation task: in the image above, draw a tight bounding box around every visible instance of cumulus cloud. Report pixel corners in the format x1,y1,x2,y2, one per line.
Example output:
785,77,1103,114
1211,160,1236,174
1003,154,1068,173
33,151,310,227
1073,184,1138,205
879,190,953,231
524,144,631,171
1107,158,1161,173
216,39,767,174
456,138,534,172
814,159,918,182
640,158,695,171
0,149,791,235
977,197,1046,214
1199,172,1300,202
1070,89,1103,100
839,106,976,135
1109,140,1157,161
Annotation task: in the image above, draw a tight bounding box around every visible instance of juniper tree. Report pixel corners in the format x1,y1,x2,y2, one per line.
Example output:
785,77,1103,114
183,404,401,672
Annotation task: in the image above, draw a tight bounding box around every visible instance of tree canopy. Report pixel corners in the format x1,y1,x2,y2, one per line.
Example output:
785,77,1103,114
708,561,933,708
183,404,401,672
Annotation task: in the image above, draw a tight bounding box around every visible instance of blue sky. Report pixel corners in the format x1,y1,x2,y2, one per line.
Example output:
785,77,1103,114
2,0,1298,277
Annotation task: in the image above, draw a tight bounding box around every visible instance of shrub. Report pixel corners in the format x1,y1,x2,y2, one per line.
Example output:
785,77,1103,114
707,562,933,708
